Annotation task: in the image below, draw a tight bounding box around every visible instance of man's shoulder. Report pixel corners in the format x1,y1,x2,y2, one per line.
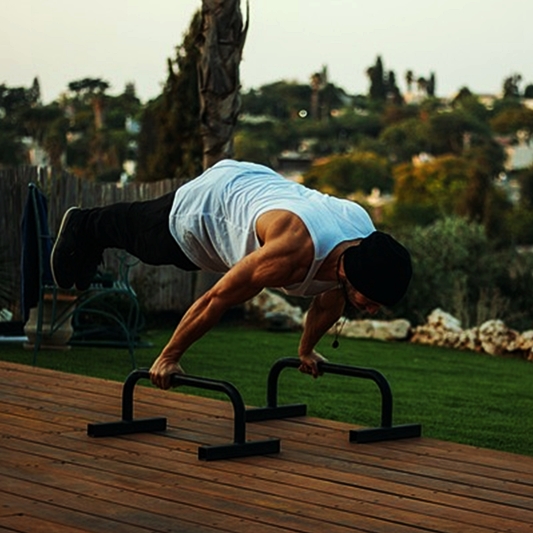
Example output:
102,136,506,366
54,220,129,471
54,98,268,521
256,209,312,245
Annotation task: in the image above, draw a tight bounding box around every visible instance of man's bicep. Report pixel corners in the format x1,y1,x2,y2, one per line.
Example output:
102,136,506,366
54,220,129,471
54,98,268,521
209,252,275,307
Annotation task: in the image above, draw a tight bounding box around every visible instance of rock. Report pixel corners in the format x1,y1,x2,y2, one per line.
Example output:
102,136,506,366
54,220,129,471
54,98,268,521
245,289,303,330
341,320,375,339
516,330,533,361
457,327,480,352
478,319,519,356
411,308,464,349
426,308,463,332
375,319,411,340
410,309,533,362
332,318,411,341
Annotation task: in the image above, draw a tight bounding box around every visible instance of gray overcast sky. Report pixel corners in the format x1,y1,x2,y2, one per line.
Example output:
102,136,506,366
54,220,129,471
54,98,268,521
2,0,532,103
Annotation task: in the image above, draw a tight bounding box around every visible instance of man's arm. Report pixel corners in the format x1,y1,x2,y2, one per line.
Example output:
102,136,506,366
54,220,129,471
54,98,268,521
150,211,314,389
149,262,262,389
298,288,345,378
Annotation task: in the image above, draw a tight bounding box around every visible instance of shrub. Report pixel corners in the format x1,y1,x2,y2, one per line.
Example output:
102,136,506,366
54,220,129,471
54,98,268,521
302,152,392,196
393,217,533,329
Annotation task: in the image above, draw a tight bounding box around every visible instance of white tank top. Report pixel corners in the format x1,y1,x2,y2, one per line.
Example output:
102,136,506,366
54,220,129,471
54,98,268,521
169,160,375,296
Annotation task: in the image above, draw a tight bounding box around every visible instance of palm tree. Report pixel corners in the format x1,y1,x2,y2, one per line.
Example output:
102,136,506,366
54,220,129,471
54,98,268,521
310,70,326,120
417,77,428,96
198,0,249,169
193,0,249,298
405,70,414,93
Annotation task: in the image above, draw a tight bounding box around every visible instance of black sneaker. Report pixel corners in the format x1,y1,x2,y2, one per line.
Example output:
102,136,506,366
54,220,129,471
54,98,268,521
75,246,104,291
51,207,82,289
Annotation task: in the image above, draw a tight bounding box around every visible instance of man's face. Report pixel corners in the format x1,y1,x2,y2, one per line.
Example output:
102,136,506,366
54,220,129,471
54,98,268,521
341,279,381,315
338,254,382,314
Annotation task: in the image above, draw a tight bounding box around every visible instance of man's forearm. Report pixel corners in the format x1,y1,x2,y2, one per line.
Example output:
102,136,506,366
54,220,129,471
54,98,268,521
160,291,226,362
298,291,344,356
299,314,338,355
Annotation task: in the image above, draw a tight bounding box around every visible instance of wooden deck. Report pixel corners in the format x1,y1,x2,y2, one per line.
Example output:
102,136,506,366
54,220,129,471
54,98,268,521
1,361,532,533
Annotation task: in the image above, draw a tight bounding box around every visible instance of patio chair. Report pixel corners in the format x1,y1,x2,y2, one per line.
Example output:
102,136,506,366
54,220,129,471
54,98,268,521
21,182,142,368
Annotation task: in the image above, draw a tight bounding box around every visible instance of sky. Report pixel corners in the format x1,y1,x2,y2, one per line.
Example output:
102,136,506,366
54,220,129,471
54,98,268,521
2,0,533,104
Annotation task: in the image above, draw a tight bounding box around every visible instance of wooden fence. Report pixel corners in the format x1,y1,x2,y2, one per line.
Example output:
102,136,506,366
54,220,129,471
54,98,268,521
0,167,196,322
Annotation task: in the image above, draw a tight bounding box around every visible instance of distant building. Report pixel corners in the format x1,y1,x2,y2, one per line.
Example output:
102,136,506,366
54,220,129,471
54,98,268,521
276,150,313,181
504,132,533,173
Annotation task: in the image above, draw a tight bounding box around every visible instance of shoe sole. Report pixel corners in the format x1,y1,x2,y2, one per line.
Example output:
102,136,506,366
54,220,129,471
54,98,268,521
51,206,80,289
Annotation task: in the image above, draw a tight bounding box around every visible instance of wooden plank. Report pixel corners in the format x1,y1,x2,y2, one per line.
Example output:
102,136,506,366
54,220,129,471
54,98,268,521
0,513,94,533
2,363,530,479
0,460,373,533
4,430,530,533
2,364,527,496
0,492,167,533
1,361,533,533
3,364,533,494
2,416,528,532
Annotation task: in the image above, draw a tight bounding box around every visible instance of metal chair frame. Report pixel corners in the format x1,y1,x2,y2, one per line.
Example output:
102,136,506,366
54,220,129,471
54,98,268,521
24,182,141,367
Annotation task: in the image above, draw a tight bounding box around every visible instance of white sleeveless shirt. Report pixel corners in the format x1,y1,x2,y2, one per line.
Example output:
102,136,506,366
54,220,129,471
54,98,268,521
169,160,375,296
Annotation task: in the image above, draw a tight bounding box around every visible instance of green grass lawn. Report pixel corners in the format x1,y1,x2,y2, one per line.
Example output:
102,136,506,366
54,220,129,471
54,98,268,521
2,324,532,456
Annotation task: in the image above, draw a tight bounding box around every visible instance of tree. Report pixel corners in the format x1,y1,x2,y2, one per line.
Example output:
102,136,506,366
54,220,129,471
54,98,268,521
366,56,387,103
396,217,519,327
310,69,326,120
503,74,522,99
405,70,414,93
193,0,249,298
241,81,311,119
490,105,533,136
458,139,506,228
42,113,69,167
524,84,533,99
29,77,42,105
417,77,428,95
392,154,470,217
379,117,428,162
506,166,533,244
366,56,403,107
136,12,203,181
453,86,473,103
427,72,436,97
241,79,347,121
426,109,490,155
21,104,68,167
64,77,113,178
451,91,489,123
197,0,249,169
387,71,403,105
0,84,37,118
68,77,110,130
0,83,40,166
302,151,392,196
0,130,25,167
518,166,533,209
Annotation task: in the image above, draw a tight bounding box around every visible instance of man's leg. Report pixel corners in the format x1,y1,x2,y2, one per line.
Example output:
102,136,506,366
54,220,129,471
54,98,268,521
51,191,198,290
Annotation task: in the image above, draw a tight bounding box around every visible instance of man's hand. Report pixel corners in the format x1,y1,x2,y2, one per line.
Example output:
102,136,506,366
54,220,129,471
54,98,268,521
149,354,184,390
298,350,328,378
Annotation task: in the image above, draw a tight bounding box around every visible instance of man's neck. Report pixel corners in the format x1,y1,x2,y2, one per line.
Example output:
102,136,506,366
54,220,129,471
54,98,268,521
315,239,361,281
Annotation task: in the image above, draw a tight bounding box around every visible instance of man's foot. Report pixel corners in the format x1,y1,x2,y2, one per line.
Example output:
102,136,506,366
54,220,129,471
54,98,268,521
51,207,82,289
75,246,104,291
51,207,104,291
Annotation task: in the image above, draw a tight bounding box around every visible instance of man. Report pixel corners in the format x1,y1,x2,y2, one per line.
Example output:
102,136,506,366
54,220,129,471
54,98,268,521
51,160,412,389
